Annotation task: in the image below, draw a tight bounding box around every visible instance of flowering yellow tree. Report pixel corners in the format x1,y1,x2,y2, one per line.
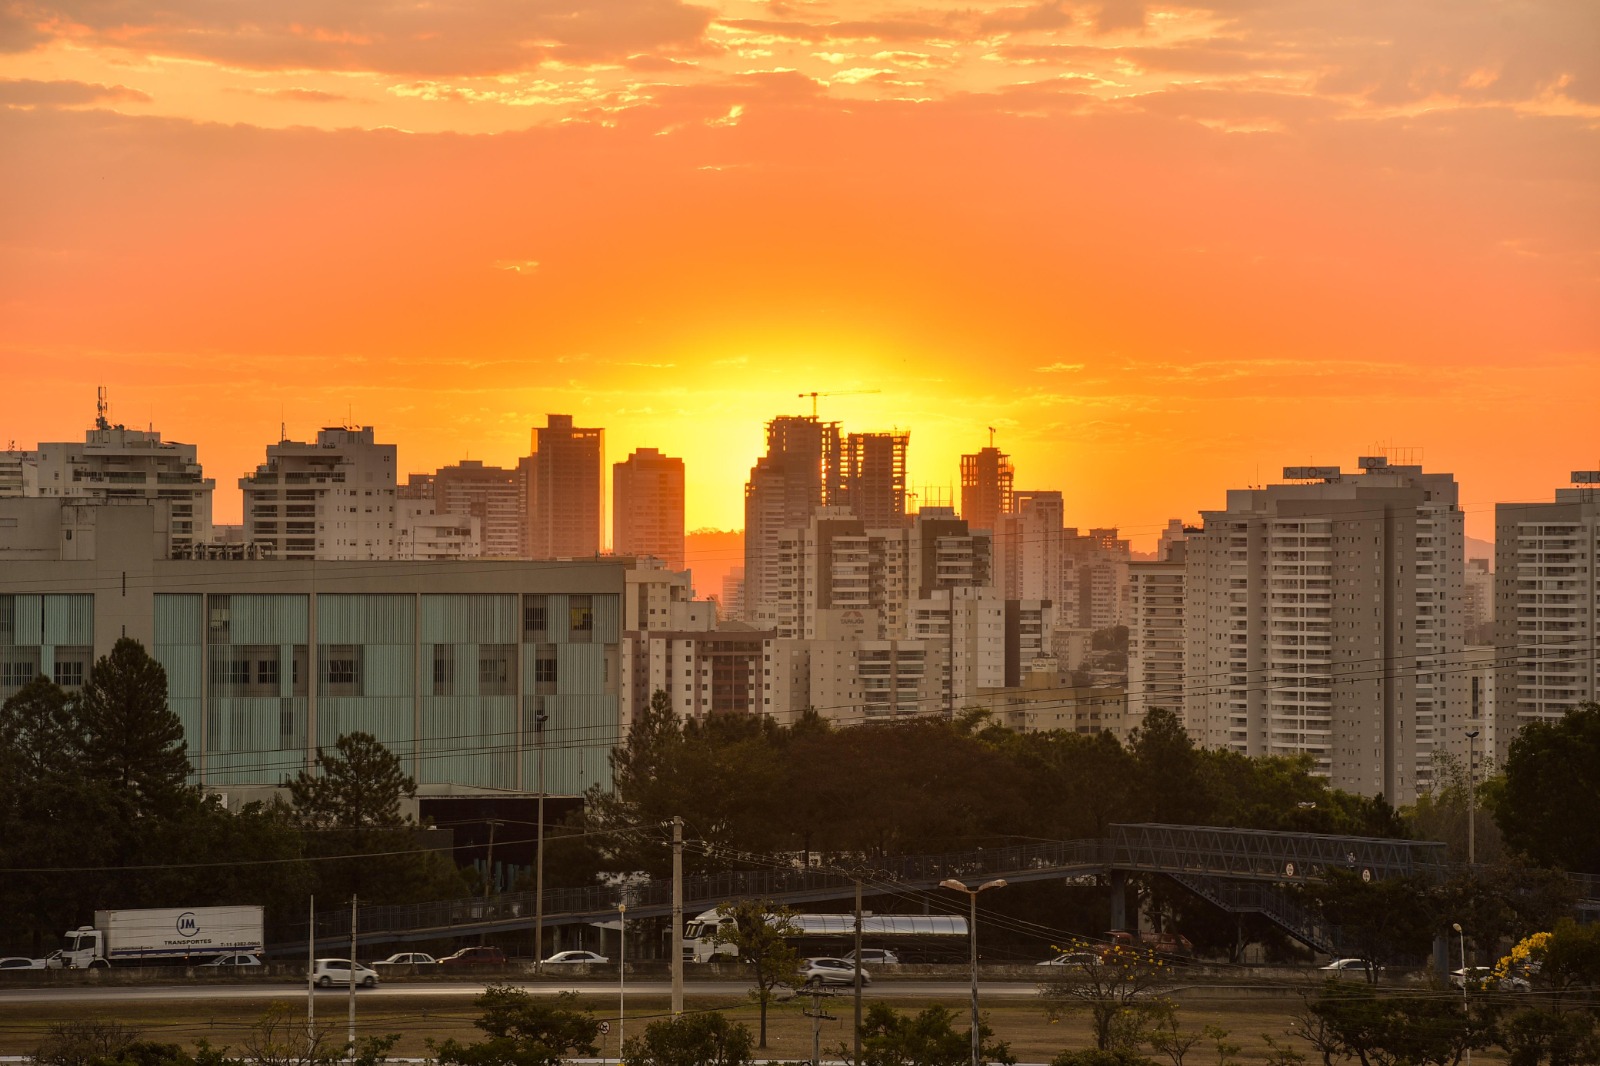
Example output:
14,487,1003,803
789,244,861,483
1493,931,1552,985
1038,939,1174,1053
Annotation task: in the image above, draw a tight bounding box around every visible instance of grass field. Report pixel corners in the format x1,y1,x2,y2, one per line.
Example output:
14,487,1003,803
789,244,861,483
0,984,1508,1064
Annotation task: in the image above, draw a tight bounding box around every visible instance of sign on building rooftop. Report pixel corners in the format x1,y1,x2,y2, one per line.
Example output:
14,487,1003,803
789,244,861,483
1282,466,1341,481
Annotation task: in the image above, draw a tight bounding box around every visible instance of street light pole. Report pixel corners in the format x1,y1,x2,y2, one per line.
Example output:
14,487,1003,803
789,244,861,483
618,901,627,1062
1465,730,1479,867
939,878,1007,1066
1452,921,1471,1066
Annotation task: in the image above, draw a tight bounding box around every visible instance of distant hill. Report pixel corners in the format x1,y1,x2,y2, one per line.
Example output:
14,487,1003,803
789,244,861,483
1467,535,1493,562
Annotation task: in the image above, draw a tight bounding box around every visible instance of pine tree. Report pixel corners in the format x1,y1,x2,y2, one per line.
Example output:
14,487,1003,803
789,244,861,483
288,731,416,830
77,637,191,810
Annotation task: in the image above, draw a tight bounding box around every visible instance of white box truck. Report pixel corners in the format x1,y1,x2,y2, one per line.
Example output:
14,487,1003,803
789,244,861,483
49,906,265,968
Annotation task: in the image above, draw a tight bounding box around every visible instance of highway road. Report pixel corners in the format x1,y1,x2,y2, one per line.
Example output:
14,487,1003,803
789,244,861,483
0,977,1043,1005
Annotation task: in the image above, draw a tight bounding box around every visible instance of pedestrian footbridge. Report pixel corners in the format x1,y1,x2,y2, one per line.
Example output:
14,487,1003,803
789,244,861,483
292,823,1594,957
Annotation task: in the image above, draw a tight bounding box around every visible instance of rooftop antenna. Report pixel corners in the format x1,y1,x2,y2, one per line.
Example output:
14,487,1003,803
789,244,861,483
96,386,110,431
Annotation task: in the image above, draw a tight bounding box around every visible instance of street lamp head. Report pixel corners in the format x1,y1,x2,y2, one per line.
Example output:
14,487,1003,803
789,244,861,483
1466,730,1479,739
1452,922,1463,933
939,879,969,893
979,879,1008,892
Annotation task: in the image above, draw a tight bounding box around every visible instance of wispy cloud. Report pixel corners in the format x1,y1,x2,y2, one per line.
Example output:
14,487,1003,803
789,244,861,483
0,78,150,107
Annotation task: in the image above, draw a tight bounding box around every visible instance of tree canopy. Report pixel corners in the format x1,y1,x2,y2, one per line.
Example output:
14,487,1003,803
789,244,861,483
288,730,416,830
77,637,191,812
1492,702,1600,873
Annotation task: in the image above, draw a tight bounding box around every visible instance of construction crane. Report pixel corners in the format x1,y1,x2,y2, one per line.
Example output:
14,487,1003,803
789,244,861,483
798,389,881,418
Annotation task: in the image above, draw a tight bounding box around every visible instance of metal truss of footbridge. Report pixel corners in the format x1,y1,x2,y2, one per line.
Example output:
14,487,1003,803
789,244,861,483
289,823,1595,954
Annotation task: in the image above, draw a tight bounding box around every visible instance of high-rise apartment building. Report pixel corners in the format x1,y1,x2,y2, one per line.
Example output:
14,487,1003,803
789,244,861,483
1128,544,1187,731
995,491,1064,602
397,475,481,559
526,415,603,559
839,431,909,529
1494,471,1600,761
1062,528,1131,630
1183,458,1466,803
960,445,1014,532
909,585,1007,712
240,426,396,560
743,416,841,622
432,460,523,557
1,404,215,553
771,508,992,640
613,448,685,570
1463,557,1493,640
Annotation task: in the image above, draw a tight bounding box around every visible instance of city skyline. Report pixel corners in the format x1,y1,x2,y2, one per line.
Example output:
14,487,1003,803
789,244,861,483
0,401,1577,552
3,0,1595,547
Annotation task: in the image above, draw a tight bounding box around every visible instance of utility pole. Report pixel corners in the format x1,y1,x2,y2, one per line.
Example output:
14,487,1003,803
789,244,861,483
805,986,836,1066
306,896,315,1043
853,880,864,1065
535,710,548,970
671,816,684,1015
347,895,357,1053
483,820,502,900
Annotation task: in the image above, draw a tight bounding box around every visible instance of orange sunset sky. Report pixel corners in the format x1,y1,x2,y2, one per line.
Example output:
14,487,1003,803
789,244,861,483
1,0,1596,551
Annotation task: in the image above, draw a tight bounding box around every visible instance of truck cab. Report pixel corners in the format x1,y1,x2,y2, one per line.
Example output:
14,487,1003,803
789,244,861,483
47,927,107,969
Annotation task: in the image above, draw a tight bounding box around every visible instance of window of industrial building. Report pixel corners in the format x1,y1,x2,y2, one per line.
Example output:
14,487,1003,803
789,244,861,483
568,595,593,641
323,645,362,695
432,647,455,696
53,658,85,688
207,595,231,644
523,596,548,641
1,658,37,690
534,648,558,695
479,645,516,696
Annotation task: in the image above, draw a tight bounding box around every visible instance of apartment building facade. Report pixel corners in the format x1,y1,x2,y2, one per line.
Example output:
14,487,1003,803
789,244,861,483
2,420,215,553
1494,472,1600,761
613,448,685,570
1128,549,1186,731
432,460,523,557
240,426,397,560
743,415,841,624
526,414,604,559
1183,458,1466,803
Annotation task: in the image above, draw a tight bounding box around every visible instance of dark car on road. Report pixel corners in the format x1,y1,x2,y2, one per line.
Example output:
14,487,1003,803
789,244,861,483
439,946,508,971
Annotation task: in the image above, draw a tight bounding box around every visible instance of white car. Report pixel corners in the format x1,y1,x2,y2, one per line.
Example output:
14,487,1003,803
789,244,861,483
799,957,872,987
1038,951,1102,968
843,949,899,966
1320,958,1379,979
542,950,609,965
198,953,262,968
379,952,437,967
312,958,379,988
1452,966,1530,992
0,957,46,970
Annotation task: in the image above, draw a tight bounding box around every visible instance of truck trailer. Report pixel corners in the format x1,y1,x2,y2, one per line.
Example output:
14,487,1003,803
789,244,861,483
50,906,265,968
